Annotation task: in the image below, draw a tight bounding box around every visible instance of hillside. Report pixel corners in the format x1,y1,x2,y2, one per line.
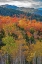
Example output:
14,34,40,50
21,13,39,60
0,7,25,16
0,6,42,21
1,5,42,16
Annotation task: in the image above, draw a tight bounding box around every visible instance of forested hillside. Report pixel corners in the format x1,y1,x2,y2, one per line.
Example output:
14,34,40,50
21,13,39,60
0,16,42,64
0,7,42,21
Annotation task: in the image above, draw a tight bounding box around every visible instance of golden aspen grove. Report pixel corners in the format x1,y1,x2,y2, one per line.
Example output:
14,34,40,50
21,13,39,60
0,15,42,64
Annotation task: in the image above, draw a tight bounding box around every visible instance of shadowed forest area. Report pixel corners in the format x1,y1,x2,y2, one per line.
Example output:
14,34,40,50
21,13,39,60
0,15,42,64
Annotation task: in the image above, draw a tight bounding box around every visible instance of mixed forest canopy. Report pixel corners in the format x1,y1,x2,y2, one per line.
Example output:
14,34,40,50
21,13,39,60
0,15,42,64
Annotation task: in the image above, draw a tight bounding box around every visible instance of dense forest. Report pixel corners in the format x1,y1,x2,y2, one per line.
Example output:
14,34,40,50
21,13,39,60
0,7,42,21
0,15,42,64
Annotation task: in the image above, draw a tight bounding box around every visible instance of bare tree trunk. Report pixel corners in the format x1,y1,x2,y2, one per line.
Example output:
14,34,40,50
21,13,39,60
4,53,9,64
24,57,25,64
13,58,15,64
0,53,2,64
15,57,18,64
37,56,41,64
20,44,22,64
33,56,36,64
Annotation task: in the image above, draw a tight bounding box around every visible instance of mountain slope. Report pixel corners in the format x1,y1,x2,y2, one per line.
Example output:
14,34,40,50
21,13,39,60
1,4,19,9
0,6,42,21
1,5,42,16
0,7,25,16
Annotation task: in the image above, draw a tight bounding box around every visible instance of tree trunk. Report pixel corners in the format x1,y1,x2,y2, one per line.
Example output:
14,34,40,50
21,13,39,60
19,44,22,64
37,56,41,64
0,54,2,64
33,56,36,64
